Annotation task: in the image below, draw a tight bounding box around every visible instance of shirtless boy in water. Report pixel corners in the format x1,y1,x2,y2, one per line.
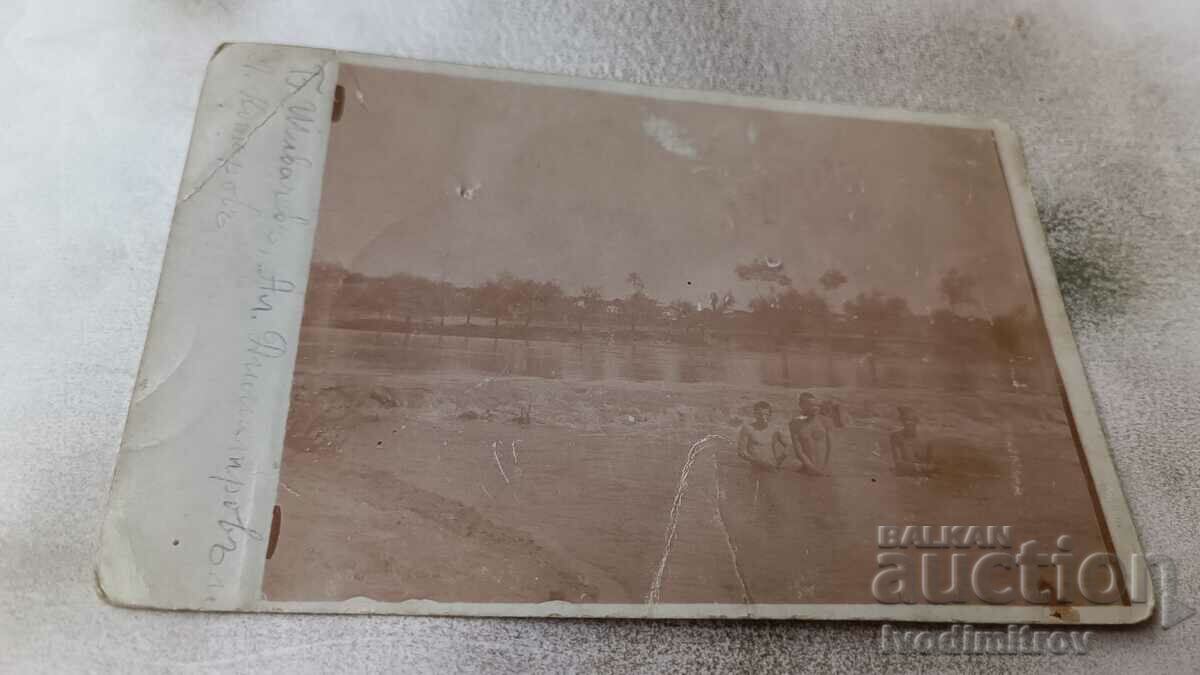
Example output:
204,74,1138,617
738,400,825,474
737,401,788,469
789,392,835,472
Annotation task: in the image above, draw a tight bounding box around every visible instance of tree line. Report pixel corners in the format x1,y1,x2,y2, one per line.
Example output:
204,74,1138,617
301,260,1048,358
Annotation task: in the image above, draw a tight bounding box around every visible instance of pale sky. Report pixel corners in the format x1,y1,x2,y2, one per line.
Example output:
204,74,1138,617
313,63,1037,315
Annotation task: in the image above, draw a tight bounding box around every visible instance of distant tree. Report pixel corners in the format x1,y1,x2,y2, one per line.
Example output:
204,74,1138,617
537,280,565,328
434,280,455,328
746,291,797,341
572,286,604,334
303,261,350,325
624,272,657,336
667,299,697,338
458,286,478,327
843,289,910,385
931,308,966,340
509,278,563,334
930,305,982,389
935,267,982,388
626,272,645,292
843,290,911,335
819,268,848,293
702,290,736,333
777,288,831,333
509,278,538,330
388,273,435,329
815,268,850,375
332,273,422,327
737,258,794,341
478,276,512,334
735,258,792,288
709,290,736,315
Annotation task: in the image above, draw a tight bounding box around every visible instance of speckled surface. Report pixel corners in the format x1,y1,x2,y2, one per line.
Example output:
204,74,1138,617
2,1,1198,672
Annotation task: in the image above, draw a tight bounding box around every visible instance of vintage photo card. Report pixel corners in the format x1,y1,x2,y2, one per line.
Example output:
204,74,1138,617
98,44,1150,623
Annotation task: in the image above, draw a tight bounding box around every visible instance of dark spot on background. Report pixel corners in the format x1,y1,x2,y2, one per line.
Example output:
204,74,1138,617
1040,200,1143,325
1011,14,1031,38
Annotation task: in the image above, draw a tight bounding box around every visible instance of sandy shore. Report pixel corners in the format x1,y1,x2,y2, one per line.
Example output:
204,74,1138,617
263,361,1108,605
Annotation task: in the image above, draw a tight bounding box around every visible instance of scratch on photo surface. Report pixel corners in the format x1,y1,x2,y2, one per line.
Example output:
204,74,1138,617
1004,422,1024,497
493,447,511,484
479,482,493,499
646,434,731,605
350,66,369,110
642,114,698,159
712,446,753,606
1010,363,1028,389
280,482,300,498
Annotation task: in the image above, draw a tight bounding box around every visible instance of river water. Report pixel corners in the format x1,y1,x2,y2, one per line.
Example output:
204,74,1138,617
298,327,1056,394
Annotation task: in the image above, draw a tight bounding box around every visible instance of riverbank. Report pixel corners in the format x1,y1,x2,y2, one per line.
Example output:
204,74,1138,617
263,363,1106,606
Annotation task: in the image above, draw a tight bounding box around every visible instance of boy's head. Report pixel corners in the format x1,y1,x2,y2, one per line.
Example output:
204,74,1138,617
797,392,818,416
898,406,919,431
752,400,772,422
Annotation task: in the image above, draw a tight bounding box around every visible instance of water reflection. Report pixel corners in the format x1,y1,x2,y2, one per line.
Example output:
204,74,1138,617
621,344,665,382
303,328,1054,394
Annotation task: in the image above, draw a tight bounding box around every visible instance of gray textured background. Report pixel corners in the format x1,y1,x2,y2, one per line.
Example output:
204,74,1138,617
2,1,1198,672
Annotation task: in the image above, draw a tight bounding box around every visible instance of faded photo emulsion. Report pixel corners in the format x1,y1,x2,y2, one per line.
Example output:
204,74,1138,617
260,62,1120,609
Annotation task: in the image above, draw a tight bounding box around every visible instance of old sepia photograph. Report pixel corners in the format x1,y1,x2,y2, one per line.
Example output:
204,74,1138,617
260,61,1121,610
